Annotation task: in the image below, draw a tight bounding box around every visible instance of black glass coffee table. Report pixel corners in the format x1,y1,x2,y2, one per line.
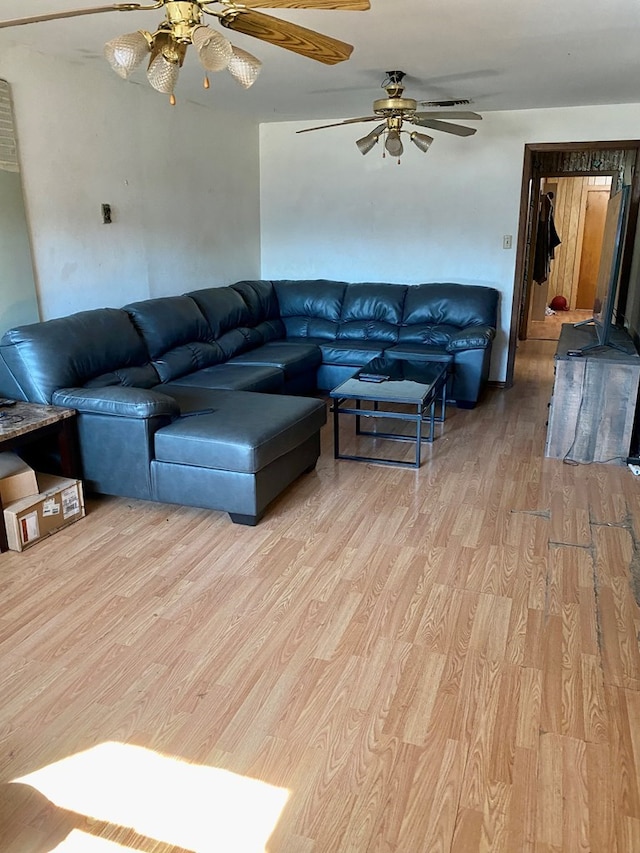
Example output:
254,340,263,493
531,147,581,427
329,356,450,468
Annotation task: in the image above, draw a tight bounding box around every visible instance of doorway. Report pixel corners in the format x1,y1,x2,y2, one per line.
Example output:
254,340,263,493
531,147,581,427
505,141,640,389
527,175,612,341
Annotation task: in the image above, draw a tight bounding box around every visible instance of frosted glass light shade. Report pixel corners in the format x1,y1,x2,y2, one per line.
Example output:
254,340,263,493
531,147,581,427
356,123,386,155
227,46,262,89
147,51,180,94
104,31,150,79
410,131,433,153
356,133,378,155
191,26,232,72
385,130,403,158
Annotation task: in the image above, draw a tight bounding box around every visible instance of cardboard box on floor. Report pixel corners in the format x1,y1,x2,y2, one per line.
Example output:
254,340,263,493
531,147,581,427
3,474,85,552
0,452,39,505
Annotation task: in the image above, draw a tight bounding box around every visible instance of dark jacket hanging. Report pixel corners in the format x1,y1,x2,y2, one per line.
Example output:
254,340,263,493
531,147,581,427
533,192,562,285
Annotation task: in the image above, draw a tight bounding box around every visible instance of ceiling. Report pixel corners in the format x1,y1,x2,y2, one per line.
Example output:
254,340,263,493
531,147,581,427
1,0,640,122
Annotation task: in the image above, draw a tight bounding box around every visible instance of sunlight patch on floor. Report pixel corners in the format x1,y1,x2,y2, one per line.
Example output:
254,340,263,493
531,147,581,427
14,742,289,853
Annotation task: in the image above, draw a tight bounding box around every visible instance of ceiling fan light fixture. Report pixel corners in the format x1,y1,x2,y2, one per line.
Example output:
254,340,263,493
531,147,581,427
355,133,379,155
191,25,232,73
147,51,180,95
104,30,150,79
384,129,403,158
410,131,433,153
227,45,262,89
146,34,185,96
356,124,385,155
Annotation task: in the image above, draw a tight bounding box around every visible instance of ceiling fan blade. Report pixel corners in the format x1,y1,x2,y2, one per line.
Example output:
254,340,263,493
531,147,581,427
410,117,477,137
232,1,370,9
414,111,482,121
296,115,380,133
0,4,152,29
219,9,353,64
420,98,471,108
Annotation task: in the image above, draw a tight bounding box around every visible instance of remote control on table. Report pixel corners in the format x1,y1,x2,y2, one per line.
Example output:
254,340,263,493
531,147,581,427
359,373,389,383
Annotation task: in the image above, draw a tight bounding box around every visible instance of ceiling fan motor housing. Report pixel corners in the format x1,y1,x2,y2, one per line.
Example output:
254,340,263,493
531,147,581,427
164,1,203,42
373,96,417,116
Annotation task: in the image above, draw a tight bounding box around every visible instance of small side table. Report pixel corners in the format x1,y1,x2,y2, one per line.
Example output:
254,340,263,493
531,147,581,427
0,402,79,552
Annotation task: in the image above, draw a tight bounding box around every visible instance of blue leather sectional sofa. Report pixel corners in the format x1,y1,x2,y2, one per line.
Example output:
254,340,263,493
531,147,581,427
0,279,499,524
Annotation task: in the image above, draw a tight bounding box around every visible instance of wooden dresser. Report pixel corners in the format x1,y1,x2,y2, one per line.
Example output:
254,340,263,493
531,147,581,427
545,323,640,464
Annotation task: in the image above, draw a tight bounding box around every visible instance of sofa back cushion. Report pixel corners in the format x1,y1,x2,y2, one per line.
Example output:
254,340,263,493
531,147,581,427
186,286,264,359
337,283,406,343
274,280,347,340
124,295,225,383
231,280,286,342
0,308,157,403
398,283,499,345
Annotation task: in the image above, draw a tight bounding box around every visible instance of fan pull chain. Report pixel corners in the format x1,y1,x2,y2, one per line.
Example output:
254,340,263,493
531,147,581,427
170,94,176,106
203,75,210,90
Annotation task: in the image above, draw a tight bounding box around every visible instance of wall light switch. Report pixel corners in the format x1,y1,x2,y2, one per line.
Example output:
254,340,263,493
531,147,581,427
503,234,512,249
101,203,112,225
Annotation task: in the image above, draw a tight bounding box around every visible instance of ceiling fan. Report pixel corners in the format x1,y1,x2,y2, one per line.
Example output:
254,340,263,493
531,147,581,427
297,70,482,162
0,1,370,103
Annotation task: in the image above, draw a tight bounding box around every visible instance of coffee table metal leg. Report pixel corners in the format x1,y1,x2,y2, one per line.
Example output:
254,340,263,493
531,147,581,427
333,401,340,459
415,404,422,467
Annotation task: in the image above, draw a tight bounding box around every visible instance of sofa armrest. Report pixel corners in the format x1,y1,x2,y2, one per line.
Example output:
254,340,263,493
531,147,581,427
446,325,496,352
52,386,180,419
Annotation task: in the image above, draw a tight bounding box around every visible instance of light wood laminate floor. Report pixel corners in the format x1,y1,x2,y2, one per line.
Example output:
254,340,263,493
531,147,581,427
528,309,592,341
2,339,640,852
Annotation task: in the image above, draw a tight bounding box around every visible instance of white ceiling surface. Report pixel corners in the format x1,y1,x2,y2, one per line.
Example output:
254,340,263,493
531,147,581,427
1,0,640,121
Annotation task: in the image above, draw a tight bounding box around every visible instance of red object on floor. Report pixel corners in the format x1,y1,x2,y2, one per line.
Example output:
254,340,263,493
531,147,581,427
550,295,569,311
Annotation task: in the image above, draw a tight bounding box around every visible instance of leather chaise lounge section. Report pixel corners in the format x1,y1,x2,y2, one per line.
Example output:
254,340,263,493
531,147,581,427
0,279,498,524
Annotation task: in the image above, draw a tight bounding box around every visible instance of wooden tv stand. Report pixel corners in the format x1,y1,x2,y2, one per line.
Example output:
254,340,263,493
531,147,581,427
545,323,640,464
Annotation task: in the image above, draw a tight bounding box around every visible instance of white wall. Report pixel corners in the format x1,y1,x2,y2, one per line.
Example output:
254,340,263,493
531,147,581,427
0,43,261,320
260,104,640,382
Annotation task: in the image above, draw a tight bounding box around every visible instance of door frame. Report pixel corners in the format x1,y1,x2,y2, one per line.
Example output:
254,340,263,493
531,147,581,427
505,140,640,389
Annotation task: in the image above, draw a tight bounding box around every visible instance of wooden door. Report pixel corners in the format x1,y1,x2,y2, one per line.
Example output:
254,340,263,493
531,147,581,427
576,188,610,308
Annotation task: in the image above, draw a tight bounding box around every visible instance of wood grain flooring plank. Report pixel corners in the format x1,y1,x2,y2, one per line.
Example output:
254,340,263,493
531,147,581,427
535,733,563,849
586,741,617,853
563,736,590,852
507,745,538,853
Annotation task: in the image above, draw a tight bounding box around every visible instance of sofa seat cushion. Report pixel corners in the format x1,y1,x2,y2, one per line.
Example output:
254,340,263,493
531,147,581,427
315,340,387,366
154,389,326,474
158,363,284,393
229,341,321,379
